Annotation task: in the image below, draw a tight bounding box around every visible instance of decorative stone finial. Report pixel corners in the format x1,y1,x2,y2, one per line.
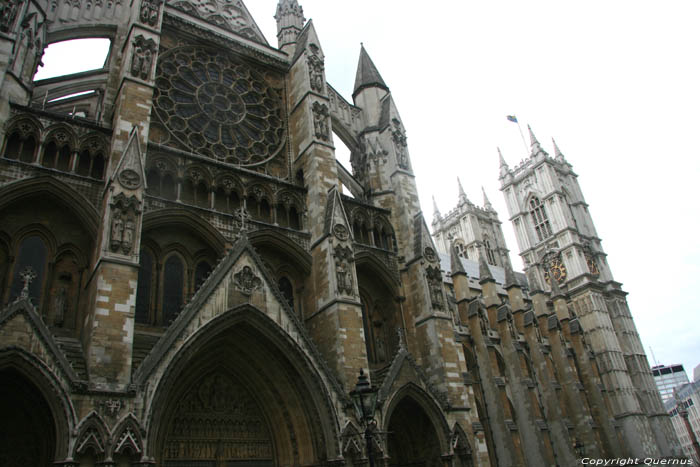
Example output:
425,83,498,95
19,266,37,299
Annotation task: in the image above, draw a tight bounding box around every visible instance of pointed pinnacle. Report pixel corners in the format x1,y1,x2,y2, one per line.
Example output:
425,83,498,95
498,147,508,167
527,124,539,146
432,196,441,218
478,246,494,284
353,44,389,97
526,269,544,294
549,276,565,299
457,177,467,196
482,186,493,210
552,138,567,162
504,259,519,289
450,242,467,276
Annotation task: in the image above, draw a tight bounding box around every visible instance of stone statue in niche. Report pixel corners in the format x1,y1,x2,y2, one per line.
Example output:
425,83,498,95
373,319,386,362
0,0,20,33
53,287,66,326
333,245,354,296
391,118,409,169
312,102,330,141
122,219,135,254
425,265,444,310
109,194,141,255
110,214,124,251
140,0,162,26
130,35,156,80
307,52,324,93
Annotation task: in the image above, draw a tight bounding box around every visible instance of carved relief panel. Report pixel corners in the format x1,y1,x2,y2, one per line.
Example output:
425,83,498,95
163,371,273,463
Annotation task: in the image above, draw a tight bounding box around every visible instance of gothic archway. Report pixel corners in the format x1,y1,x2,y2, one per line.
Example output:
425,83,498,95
0,368,56,465
146,307,341,466
384,386,448,467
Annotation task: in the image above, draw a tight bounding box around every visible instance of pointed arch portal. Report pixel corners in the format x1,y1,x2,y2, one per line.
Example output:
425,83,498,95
147,307,340,466
386,394,445,467
0,368,57,466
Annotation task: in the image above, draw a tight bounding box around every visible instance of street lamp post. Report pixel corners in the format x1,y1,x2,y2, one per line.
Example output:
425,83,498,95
350,369,379,467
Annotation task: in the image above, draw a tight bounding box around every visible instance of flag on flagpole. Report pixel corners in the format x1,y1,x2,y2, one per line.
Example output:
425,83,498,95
506,115,518,123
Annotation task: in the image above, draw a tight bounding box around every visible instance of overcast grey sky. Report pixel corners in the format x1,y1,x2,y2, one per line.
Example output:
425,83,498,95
36,1,700,375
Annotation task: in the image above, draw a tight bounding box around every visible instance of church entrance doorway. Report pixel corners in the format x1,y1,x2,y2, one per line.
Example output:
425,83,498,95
387,396,442,467
0,368,57,466
161,368,274,467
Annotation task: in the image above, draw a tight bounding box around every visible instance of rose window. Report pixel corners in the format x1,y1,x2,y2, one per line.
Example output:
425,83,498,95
152,46,286,166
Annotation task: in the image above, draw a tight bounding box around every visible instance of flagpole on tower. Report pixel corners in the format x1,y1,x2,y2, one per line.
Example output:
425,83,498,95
507,115,529,155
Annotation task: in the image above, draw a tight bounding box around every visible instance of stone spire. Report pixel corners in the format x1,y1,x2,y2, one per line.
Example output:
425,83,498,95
498,145,509,173
432,196,441,221
528,125,548,158
353,44,389,98
549,276,565,300
275,0,305,54
481,186,494,211
552,138,567,163
457,177,469,204
450,241,467,276
503,258,519,289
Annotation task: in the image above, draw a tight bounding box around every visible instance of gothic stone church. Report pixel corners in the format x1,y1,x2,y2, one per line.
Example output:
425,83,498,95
0,0,682,465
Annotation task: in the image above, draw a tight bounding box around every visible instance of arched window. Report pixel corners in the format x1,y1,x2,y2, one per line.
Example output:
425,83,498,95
9,236,47,306
41,141,58,168
260,199,271,223
90,153,105,179
228,191,240,213
162,174,176,200
455,240,466,258
3,129,37,163
214,187,227,212
195,181,208,208
289,206,301,230
146,169,161,196
3,132,21,160
162,255,184,325
529,196,552,242
278,276,294,310
484,239,496,265
194,260,212,292
135,249,154,324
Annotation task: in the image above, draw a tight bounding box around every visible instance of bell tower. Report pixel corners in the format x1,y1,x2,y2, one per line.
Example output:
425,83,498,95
499,127,681,458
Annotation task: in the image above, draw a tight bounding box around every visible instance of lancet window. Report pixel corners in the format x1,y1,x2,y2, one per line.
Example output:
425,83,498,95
529,196,552,242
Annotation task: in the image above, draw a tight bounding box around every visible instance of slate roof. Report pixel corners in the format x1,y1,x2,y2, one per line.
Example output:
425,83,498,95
438,252,528,289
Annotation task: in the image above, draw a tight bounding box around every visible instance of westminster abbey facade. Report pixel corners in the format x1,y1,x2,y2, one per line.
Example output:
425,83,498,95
0,0,683,465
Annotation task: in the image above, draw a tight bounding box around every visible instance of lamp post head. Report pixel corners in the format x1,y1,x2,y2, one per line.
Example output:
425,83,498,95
350,368,379,424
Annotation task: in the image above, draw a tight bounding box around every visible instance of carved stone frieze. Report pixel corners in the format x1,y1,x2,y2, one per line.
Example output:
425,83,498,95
168,0,264,42
163,371,272,461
